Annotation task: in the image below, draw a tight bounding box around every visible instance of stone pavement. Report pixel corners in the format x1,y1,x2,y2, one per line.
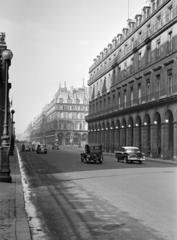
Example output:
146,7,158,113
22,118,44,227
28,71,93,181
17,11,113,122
0,148,32,240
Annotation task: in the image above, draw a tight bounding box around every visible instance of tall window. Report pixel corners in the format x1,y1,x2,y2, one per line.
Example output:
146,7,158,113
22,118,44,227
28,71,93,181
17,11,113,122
100,100,102,111
138,83,141,103
146,80,150,100
103,98,106,110
152,0,156,12
130,87,133,106
168,31,173,52
168,5,173,21
112,94,115,106
168,73,173,94
156,75,160,97
138,51,142,68
156,39,161,58
146,42,151,64
123,89,127,108
118,92,121,107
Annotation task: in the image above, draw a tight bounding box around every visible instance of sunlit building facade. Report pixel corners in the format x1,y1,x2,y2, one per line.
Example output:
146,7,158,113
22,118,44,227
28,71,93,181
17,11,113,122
86,0,177,160
30,83,88,147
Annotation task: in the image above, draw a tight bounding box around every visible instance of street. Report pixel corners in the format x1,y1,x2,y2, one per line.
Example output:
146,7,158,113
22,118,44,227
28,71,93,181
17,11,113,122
18,148,177,240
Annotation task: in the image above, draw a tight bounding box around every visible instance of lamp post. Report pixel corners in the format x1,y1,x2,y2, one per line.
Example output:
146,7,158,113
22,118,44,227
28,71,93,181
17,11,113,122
9,109,15,156
0,48,13,182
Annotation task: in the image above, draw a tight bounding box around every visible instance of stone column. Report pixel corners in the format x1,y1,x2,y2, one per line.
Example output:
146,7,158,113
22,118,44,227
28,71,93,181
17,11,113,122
173,122,177,160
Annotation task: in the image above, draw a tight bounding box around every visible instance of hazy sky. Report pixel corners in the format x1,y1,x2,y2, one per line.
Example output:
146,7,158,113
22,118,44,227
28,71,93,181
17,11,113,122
0,0,148,134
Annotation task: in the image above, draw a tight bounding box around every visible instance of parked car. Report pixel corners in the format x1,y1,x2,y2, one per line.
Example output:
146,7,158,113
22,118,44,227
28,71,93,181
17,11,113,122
115,146,145,164
81,144,103,164
25,144,32,151
36,144,47,154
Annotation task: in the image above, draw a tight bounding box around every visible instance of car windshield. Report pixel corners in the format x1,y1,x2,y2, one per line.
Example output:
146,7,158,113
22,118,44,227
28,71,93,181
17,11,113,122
124,148,140,153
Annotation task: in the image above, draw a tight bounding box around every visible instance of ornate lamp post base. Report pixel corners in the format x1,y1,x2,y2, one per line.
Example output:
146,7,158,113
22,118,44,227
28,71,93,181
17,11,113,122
0,146,12,182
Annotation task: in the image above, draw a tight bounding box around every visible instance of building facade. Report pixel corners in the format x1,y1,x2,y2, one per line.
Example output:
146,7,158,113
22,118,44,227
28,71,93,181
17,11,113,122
86,0,177,160
30,83,88,147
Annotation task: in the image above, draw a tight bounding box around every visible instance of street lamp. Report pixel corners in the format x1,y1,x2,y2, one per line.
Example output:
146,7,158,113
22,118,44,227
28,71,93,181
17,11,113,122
0,48,13,182
9,109,15,156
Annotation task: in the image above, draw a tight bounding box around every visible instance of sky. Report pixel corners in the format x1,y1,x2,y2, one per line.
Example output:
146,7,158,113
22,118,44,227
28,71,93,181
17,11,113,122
0,0,148,135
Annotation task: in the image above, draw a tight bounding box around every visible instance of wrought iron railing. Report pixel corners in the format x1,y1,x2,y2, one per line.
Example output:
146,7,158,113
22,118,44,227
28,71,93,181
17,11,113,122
88,2,177,84
87,84,177,120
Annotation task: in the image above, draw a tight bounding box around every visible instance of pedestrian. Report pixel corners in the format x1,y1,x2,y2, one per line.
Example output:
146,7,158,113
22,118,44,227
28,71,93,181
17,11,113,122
21,143,25,152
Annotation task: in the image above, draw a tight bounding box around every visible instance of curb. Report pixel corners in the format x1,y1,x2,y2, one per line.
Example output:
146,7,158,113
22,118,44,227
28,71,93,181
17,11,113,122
103,152,177,165
15,147,32,240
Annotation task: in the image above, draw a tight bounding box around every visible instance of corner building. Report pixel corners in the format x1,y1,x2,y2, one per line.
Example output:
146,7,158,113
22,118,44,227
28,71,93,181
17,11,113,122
30,84,88,147
86,0,177,160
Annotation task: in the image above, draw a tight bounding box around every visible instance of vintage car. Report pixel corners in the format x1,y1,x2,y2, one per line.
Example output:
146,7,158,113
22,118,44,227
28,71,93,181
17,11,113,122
81,144,103,164
36,144,47,154
115,146,145,164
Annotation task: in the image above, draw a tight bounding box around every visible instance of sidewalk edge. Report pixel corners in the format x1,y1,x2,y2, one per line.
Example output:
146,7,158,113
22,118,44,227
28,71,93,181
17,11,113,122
15,146,32,240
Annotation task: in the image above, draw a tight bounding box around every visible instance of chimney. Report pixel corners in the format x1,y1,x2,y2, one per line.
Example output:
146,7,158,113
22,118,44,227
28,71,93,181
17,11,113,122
143,6,151,19
117,34,123,44
123,28,129,38
127,19,135,32
135,14,142,26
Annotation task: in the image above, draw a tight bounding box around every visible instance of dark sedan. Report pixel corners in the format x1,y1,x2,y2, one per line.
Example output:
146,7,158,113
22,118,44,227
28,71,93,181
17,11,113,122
115,146,145,164
36,144,47,154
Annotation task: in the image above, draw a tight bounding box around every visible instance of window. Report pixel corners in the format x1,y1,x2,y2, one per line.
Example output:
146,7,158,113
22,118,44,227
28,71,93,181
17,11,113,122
146,80,150,100
130,56,134,72
147,23,151,37
138,83,141,103
138,51,142,68
152,0,156,12
118,92,121,107
146,42,151,64
168,5,173,21
156,39,161,58
156,0,160,8
112,94,115,105
124,44,128,55
168,72,173,94
108,96,110,107
131,38,134,49
130,87,133,106
123,89,127,107
168,31,173,52
156,75,160,97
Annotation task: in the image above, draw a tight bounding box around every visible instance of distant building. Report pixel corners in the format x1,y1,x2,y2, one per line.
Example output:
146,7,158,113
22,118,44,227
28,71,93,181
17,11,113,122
86,0,177,160
30,83,88,147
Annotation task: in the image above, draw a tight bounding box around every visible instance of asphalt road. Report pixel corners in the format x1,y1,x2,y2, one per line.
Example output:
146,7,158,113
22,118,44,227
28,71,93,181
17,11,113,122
19,148,177,240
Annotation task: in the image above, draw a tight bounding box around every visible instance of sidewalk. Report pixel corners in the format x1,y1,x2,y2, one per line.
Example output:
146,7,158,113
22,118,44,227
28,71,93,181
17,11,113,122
104,152,177,165
0,148,32,240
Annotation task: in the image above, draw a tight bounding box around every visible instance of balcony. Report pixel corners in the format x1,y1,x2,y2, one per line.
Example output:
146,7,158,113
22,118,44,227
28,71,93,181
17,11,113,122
86,83,177,122
88,3,177,85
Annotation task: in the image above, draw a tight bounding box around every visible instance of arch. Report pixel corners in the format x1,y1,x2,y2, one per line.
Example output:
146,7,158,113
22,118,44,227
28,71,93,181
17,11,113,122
127,117,134,146
115,119,121,149
106,122,110,152
101,122,106,151
94,123,98,144
120,118,127,146
164,110,174,159
143,114,151,155
135,115,142,149
110,121,115,152
97,123,101,144
152,112,161,158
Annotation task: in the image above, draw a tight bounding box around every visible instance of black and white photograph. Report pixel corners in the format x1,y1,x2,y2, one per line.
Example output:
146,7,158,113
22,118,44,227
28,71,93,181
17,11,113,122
0,0,177,239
